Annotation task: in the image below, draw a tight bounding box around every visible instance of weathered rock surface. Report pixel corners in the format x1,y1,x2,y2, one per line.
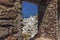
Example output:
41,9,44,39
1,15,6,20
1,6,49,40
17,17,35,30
38,0,58,40
0,20,14,26
0,10,18,20
0,0,14,6
0,0,22,40
0,27,9,38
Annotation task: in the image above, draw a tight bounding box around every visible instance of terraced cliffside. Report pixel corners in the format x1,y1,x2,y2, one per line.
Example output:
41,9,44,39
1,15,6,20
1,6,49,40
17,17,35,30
0,0,23,40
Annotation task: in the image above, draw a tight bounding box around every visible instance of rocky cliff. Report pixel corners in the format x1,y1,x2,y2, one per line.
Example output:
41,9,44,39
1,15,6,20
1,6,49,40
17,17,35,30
37,0,58,40
0,0,23,40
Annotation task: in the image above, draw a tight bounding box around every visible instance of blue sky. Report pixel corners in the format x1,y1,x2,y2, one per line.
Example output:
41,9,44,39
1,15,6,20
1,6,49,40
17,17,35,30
22,1,38,18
